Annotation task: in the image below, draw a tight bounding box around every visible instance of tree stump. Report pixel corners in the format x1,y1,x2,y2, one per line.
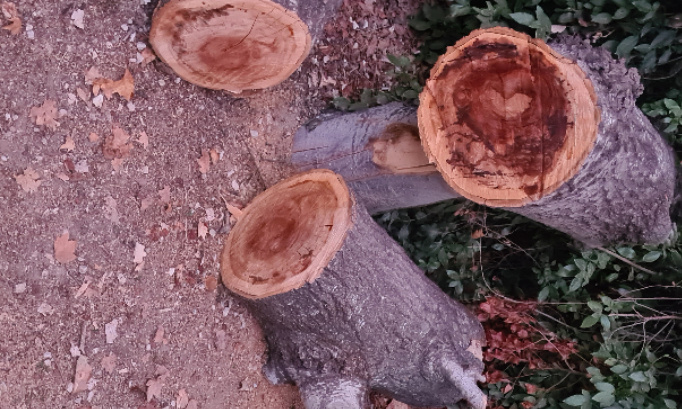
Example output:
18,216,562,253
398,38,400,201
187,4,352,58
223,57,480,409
291,103,460,214
149,0,341,93
220,169,486,409
414,28,676,246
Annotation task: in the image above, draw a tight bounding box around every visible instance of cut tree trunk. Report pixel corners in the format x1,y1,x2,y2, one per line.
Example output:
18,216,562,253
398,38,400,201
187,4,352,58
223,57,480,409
149,0,341,93
418,28,676,246
220,169,486,409
291,103,460,214
292,28,675,246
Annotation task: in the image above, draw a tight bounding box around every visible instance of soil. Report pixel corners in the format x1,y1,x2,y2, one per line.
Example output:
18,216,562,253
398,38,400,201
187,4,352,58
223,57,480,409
0,0,420,408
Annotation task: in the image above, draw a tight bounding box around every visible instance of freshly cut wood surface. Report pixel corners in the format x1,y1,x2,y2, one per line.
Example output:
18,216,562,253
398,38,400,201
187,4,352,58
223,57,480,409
419,27,600,207
220,169,351,299
150,0,311,93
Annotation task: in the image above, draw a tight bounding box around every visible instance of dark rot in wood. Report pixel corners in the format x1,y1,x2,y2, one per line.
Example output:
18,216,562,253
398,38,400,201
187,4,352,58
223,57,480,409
419,27,599,207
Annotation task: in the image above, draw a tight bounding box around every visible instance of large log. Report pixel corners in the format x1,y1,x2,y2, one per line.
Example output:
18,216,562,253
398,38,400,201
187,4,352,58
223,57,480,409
220,169,486,409
291,103,460,214
418,28,676,246
292,29,677,246
149,0,341,93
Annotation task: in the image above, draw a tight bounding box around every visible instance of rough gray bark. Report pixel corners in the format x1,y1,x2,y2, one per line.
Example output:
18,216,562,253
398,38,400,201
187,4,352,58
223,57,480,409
240,197,486,409
274,0,343,41
154,0,341,41
291,103,460,214
506,35,676,246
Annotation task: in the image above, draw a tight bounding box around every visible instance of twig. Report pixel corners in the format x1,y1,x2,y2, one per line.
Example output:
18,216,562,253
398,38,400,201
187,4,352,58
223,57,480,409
596,246,661,276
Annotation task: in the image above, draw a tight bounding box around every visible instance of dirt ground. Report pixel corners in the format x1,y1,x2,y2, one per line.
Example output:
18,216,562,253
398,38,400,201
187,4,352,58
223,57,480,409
0,1,419,408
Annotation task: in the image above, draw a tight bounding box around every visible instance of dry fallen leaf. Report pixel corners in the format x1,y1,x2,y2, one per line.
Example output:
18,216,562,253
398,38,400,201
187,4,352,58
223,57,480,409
176,389,189,409
1,2,17,18
2,16,20,34
137,131,149,149
105,319,118,344
209,148,220,164
139,48,156,66
60,135,76,152
30,100,60,130
93,69,135,101
197,150,210,174
101,353,117,374
146,376,165,402
134,242,146,265
153,326,166,344
205,276,218,292
1,2,21,35
14,167,41,192
77,87,90,102
74,277,91,298
54,231,77,263
84,67,102,85
72,356,92,394
197,222,208,240
471,229,484,239
103,126,131,160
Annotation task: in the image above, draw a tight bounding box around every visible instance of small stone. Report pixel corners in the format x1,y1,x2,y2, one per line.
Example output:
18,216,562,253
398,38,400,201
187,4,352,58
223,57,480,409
231,180,239,191
14,283,27,294
121,24,128,31
136,42,146,51
249,129,258,137
92,94,104,108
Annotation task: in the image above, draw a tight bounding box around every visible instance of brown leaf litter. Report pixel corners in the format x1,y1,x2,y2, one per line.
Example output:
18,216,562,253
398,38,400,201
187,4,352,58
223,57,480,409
54,231,77,263
1,2,21,35
29,99,60,130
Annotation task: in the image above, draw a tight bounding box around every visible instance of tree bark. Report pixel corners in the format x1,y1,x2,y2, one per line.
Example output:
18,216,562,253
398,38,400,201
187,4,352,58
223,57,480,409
220,169,486,409
291,103,460,214
149,0,341,93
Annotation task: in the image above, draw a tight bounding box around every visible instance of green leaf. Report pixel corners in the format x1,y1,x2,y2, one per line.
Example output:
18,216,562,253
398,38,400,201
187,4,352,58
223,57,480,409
581,315,599,328
409,19,432,31
616,35,639,58
594,382,615,393
564,394,587,406
650,30,676,48
591,12,612,24
575,258,588,271
538,287,550,302
569,277,583,292
587,300,603,313
628,371,648,382
401,89,419,100
332,97,351,110
592,391,615,406
642,251,661,262
616,246,636,259
509,12,535,26
663,398,676,409
610,364,628,374
600,315,611,331
423,4,445,23
613,7,630,19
